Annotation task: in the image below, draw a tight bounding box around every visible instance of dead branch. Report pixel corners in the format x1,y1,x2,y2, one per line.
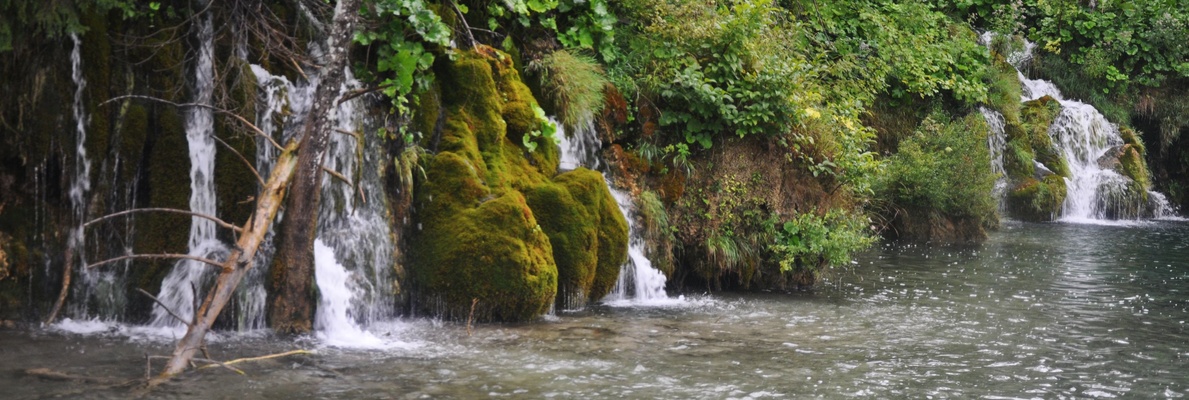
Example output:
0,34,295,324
43,238,76,325
136,288,191,328
337,84,390,105
320,165,353,186
99,94,282,151
149,139,301,386
85,208,243,234
320,165,367,206
212,136,266,186
333,128,360,139
87,254,226,271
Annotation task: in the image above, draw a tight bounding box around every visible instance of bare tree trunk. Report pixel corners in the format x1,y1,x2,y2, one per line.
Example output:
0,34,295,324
267,0,360,334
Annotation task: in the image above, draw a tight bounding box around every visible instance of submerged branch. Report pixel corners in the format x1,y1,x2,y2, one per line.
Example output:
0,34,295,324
85,208,243,234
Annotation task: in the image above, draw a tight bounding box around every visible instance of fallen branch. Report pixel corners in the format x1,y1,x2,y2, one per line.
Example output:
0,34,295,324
337,84,390,105
85,208,242,233
88,254,225,271
196,349,315,369
191,358,246,375
320,165,352,186
43,235,77,325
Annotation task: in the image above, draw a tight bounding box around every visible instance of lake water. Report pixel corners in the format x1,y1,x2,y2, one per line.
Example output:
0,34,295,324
3,220,1188,399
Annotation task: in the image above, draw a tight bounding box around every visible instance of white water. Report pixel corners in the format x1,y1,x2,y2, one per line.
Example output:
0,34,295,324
151,10,225,327
555,118,674,306
602,187,683,307
313,239,386,348
979,106,1010,214
983,33,1175,222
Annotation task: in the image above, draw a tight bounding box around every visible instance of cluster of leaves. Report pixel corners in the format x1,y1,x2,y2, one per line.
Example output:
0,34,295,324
616,0,812,150
874,112,998,225
527,49,608,130
1029,0,1189,89
521,104,557,152
355,0,452,120
768,209,875,273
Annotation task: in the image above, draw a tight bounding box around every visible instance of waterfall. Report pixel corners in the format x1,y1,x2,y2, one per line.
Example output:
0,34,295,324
313,239,385,348
554,120,673,306
65,33,102,318
151,10,225,327
983,33,1175,221
979,106,1009,214
250,62,395,335
601,187,673,306
314,69,396,326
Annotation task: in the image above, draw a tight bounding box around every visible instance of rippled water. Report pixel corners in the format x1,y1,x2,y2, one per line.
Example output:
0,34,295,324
3,221,1188,399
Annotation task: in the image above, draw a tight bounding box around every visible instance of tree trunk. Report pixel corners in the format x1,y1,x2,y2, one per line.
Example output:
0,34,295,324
267,0,360,334
153,0,360,383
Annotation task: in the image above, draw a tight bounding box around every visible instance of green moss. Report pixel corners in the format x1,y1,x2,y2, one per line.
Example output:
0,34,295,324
410,48,627,320
525,168,627,308
1020,96,1069,177
987,56,1022,125
1119,144,1150,189
412,152,557,321
1007,175,1067,221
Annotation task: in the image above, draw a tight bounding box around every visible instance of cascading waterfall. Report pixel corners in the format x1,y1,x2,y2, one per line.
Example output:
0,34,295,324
64,33,104,319
313,239,385,348
151,10,225,327
249,62,394,338
313,69,396,330
554,120,672,305
982,33,1174,221
979,106,1009,214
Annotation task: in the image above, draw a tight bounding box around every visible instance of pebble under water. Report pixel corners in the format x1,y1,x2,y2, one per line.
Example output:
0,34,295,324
3,220,1189,399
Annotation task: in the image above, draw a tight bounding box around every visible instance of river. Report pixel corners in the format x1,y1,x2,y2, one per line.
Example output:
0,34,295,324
3,220,1187,399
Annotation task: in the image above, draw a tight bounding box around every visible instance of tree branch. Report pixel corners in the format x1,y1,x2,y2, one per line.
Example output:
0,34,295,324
85,208,243,234
99,94,282,151
88,254,226,271
136,288,192,328
212,135,266,186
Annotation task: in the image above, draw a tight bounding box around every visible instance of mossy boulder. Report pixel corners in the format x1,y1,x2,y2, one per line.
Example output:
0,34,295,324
410,48,626,320
524,168,627,309
1007,175,1067,221
413,152,557,321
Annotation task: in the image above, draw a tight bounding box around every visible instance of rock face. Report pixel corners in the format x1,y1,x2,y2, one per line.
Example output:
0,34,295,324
408,48,627,321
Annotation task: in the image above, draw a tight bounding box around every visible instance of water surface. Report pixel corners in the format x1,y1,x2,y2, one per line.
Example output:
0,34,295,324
3,221,1188,399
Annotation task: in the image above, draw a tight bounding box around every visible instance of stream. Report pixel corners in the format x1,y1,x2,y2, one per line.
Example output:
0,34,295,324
4,220,1188,399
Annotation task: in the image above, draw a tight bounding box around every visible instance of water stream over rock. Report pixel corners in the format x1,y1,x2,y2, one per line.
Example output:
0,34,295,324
555,119,674,306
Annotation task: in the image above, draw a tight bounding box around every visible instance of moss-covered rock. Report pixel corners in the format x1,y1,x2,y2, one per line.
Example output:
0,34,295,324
1007,175,1067,221
413,152,557,321
524,168,627,309
410,48,626,320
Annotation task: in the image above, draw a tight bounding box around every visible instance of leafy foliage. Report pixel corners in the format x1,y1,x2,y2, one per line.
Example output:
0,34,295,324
527,49,608,130
769,209,875,272
356,0,452,119
875,113,998,225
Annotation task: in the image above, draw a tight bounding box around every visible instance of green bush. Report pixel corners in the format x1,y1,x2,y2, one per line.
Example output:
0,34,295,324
876,113,998,225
